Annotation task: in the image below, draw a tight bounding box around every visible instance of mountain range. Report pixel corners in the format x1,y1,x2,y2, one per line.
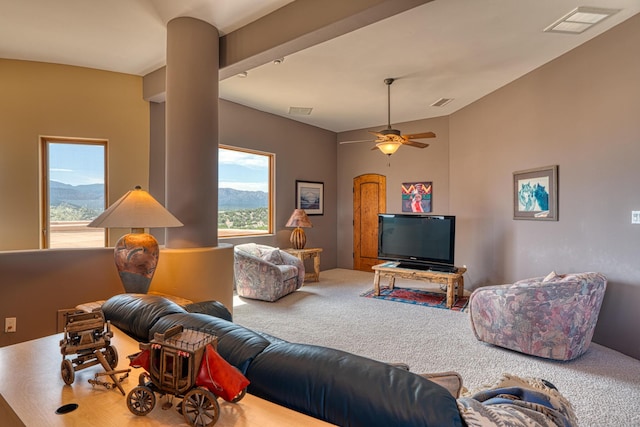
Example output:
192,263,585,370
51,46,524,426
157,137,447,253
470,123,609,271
49,181,267,211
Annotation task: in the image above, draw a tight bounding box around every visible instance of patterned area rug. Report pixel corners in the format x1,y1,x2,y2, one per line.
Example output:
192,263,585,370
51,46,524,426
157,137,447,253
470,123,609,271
361,287,469,311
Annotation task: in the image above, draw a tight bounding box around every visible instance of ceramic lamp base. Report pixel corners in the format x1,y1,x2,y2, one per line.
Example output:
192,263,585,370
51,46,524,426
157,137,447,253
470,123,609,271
290,227,306,249
114,232,160,293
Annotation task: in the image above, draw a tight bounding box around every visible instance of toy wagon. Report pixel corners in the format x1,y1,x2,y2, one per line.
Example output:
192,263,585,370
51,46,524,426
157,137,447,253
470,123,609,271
126,325,249,427
59,310,130,394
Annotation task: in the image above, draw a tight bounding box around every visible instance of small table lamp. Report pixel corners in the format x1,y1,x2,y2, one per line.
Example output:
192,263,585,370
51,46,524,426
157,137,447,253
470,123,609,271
286,209,313,249
88,186,183,294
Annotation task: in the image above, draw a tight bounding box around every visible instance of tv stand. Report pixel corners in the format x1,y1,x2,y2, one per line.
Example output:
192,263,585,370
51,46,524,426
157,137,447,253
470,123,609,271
372,262,467,309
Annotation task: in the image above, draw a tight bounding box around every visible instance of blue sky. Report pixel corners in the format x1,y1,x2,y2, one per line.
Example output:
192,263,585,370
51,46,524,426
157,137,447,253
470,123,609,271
219,148,269,192
49,143,104,186
50,143,269,192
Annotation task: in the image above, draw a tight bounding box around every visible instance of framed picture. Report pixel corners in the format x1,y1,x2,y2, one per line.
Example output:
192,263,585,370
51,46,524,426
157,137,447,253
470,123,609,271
296,180,324,215
401,182,432,213
513,165,558,221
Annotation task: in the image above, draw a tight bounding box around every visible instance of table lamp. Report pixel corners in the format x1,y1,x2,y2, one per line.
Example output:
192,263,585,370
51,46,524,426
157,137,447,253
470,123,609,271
286,209,313,249
88,186,183,293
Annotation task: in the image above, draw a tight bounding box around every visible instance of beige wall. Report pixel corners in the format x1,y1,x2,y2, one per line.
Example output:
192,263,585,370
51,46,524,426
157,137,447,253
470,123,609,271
218,99,337,268
0,60,336,348
0,59,150,250
337,14,640,359
0,59,150,346
449,14,640,359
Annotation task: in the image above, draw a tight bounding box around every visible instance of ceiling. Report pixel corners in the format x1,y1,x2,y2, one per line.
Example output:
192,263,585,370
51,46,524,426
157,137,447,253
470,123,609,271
1,0,639,133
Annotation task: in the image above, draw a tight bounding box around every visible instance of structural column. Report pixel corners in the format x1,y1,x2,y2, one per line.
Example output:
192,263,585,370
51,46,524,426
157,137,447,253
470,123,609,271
165,17,219,248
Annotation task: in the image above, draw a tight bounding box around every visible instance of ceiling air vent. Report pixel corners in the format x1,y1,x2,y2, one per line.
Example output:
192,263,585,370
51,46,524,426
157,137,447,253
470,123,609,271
288,107,313,116
431,98,454,107
544,7,620,34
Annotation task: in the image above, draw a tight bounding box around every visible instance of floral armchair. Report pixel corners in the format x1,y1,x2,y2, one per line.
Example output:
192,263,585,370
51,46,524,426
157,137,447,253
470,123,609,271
233,243,305,302
468,272,607,361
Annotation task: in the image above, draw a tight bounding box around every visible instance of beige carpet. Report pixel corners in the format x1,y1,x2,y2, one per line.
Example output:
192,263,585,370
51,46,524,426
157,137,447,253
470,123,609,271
232,268,640,427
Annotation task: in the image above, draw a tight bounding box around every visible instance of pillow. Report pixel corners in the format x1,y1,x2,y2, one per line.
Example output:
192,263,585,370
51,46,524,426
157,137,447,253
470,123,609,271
261,248,283,265
238,243,261,257
421,371,464,398
542,271,565,282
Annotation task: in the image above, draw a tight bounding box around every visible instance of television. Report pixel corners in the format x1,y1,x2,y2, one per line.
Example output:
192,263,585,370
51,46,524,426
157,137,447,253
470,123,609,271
377,214,456,272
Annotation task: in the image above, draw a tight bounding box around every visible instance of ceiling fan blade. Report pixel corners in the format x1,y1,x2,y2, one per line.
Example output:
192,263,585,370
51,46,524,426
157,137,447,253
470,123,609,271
402,140,429,148
402,132,436,140
339,139,374,145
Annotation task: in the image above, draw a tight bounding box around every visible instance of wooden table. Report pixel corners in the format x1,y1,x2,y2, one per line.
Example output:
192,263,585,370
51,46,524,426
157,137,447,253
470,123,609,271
0,327,334,427
284,248,322,282
372,262,467,309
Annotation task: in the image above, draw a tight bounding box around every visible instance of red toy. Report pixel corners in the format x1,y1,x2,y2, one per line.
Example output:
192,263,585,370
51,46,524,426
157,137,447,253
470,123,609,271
126,325,249,427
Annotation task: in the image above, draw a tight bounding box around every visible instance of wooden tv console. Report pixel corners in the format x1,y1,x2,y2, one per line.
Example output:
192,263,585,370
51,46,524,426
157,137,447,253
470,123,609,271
372,262,467,309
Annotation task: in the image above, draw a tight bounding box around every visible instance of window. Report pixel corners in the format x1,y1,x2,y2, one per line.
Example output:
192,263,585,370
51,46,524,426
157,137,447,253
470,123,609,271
41,138,107,248
218,146,273,238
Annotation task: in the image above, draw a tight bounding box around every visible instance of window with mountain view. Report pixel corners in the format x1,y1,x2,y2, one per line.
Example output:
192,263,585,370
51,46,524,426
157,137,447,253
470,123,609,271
218,146,273,238
42,138,106,248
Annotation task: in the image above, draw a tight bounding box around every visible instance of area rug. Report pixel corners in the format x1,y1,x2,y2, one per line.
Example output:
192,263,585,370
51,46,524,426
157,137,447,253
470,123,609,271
360,287,469,311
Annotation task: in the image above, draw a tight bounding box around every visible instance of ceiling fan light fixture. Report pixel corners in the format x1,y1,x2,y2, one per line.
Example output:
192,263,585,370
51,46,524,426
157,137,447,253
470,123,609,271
376,141,401,155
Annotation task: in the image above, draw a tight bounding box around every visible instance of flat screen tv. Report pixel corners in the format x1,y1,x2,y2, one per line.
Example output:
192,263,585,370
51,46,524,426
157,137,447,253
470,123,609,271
378,214,456,272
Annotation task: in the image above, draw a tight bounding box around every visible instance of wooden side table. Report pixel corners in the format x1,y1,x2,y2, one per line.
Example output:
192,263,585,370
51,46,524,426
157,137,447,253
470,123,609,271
284,248,323,282
372,262,467,308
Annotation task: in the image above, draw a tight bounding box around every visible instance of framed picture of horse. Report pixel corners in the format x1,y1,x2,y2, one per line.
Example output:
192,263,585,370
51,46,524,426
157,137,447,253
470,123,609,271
513,165,558,221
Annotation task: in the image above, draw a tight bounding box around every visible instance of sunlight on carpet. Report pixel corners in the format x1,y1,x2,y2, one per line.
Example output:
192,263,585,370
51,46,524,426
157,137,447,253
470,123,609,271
361,287,469,311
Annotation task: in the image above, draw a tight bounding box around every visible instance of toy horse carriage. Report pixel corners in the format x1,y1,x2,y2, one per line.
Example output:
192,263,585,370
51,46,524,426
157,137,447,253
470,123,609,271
59,310,130,394
126,325,249,427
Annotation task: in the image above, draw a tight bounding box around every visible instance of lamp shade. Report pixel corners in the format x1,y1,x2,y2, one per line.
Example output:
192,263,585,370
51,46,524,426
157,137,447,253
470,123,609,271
88,186,183,229
286,209,312,249
376,141,401,155
88,186,182,294
285,209,313,228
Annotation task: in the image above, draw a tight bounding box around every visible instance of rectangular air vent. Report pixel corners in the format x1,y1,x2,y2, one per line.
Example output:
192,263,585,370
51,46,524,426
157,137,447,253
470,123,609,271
288,107,313,115
431,98,454,107
544,7,620,34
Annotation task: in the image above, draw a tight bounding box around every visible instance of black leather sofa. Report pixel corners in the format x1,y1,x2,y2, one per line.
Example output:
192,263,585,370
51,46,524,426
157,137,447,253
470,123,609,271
102,293,463,427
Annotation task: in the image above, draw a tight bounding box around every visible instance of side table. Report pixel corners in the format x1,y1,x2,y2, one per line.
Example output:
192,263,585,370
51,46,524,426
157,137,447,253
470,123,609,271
284,248,322,282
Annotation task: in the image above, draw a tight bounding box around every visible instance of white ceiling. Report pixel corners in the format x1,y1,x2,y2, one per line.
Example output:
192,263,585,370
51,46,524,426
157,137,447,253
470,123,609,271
1,0,639,133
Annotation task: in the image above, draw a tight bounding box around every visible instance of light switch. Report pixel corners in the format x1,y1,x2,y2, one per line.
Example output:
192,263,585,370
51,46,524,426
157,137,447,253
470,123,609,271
632,211,640,224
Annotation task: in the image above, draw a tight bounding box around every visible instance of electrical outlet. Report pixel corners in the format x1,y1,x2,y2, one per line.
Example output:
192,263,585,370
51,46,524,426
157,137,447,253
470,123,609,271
5,317,16,333
632,211,640,224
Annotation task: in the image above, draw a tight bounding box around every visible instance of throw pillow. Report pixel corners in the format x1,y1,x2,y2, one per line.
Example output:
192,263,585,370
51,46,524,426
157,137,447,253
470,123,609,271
240,243,261,257
542,271,565,282
261,249,284,265
420,371,464,398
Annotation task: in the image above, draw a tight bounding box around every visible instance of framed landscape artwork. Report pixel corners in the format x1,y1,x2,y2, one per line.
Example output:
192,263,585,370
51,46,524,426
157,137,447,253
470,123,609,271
401,182,432,213
513,165,558,221
296,180,324,215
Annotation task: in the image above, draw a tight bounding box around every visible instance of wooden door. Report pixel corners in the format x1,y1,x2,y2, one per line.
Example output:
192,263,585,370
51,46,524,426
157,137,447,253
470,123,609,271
353,174,386,272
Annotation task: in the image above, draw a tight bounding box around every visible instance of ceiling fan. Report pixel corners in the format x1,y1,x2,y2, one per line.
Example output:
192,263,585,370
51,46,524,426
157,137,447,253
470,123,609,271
340,78,436,155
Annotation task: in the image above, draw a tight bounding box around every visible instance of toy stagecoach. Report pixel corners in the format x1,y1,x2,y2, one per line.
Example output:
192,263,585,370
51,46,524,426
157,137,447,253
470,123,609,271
126,325,249,427
59,310,130,394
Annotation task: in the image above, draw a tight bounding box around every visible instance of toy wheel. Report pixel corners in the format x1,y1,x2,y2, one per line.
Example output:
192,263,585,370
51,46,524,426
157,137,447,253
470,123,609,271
229,387,247,403
126,386,156,416
182,387,220,427
104,345,118,369
61,359,75,385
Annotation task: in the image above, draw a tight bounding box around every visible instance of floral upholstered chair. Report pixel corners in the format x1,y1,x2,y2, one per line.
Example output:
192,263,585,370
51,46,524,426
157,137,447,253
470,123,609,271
468,272,607,361
233,243,305,302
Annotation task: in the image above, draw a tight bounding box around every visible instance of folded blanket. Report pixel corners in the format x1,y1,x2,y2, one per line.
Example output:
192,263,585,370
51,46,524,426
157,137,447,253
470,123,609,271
457,374,578,427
